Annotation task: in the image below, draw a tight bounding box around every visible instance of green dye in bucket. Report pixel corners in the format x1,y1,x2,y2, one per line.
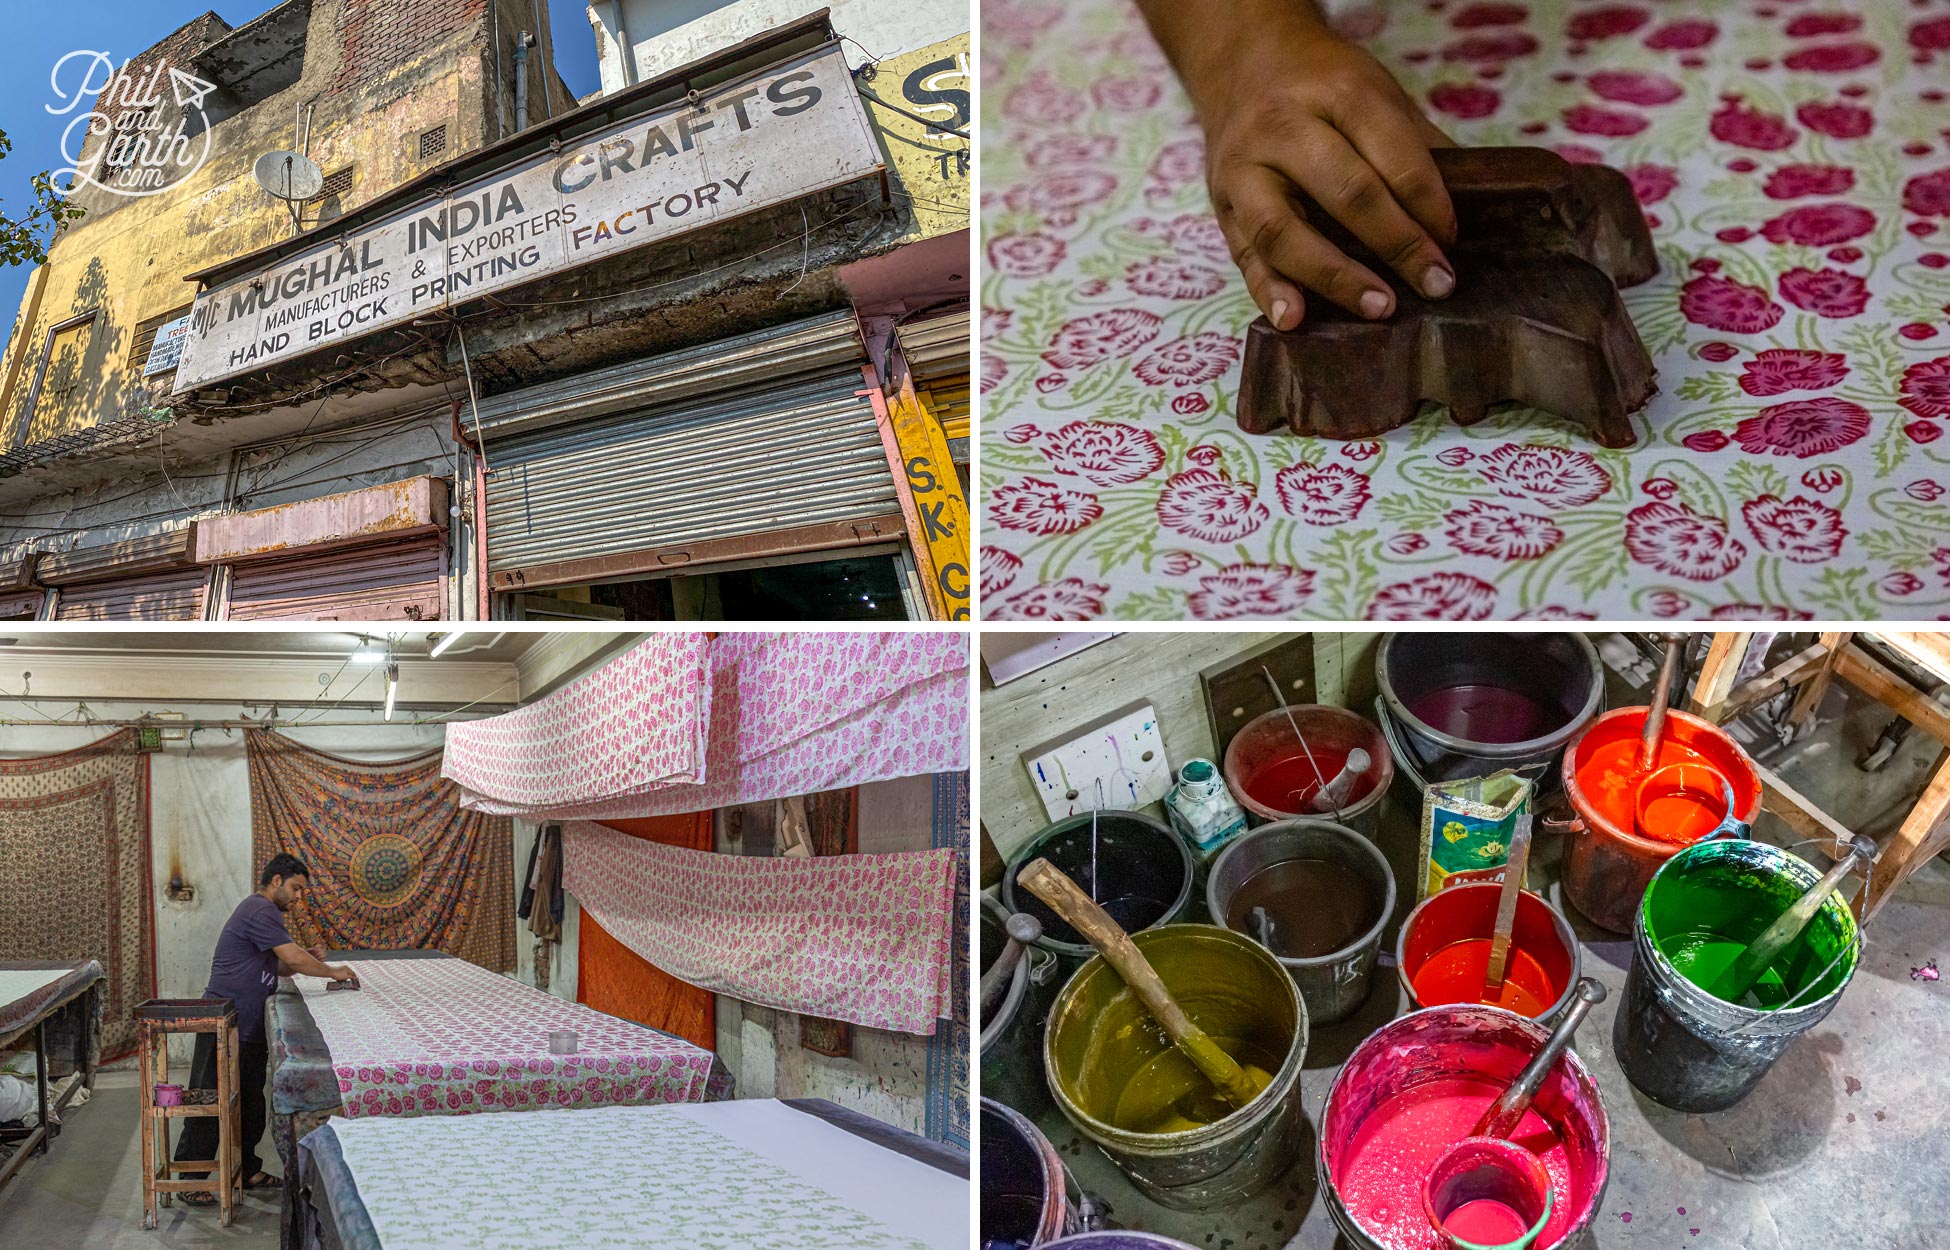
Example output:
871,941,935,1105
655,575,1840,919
1643,847,1856,1010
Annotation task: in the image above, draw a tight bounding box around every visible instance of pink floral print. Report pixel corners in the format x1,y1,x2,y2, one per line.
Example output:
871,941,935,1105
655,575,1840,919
982,0,1950,619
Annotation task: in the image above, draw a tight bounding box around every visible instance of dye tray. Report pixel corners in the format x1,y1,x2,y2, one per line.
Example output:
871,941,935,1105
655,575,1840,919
1236,146,1659,449
134,998,237,1021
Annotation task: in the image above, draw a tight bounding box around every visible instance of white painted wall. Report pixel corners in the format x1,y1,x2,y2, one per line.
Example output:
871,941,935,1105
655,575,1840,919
0,706,447,1010
587,0,964,92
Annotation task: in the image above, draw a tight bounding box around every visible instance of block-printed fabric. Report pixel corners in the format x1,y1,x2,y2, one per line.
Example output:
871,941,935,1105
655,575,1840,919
983,0,1950,620
295,956,716,1117
319,1100,964,1250
247,732,515,973
562,821,960,1036
441,634,710,814
924,771,971,1148
0,730,152,1058
454,631,969,820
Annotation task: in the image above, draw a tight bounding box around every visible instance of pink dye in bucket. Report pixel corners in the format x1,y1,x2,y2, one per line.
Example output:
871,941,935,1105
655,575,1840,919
1319,1006,1609,1250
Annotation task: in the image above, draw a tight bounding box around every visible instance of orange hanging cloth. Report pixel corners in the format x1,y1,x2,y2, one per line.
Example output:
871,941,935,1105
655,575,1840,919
576,813,716,1051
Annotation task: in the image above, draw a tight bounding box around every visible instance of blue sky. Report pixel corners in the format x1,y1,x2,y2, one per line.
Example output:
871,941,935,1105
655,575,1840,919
0,0,601,352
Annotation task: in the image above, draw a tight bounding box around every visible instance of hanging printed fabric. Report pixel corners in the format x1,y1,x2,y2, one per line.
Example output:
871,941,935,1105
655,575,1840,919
442,634,712,813
0,730,153,1058
447,632,967,820
247,731,515,972
561,821,958,1035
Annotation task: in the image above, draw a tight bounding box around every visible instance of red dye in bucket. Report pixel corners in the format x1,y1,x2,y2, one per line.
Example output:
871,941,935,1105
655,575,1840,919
1405,686,1558,747
1445,1199,1530,1243
1340,1079,1574,1250
1410,940,1555,1018
1243,748,1370,814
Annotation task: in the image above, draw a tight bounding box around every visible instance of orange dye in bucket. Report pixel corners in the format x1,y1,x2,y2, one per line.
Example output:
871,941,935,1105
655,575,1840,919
1572,735,1721,846
1409,939,1556,1017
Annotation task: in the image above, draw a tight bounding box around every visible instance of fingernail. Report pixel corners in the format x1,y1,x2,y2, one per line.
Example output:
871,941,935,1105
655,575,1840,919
1423,266,1455,299
1360,290,1391,319
1271,298,1289,329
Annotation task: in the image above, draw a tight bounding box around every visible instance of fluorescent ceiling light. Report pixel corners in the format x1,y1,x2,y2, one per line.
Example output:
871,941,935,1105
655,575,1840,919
428,631,464,659
384,663,398,722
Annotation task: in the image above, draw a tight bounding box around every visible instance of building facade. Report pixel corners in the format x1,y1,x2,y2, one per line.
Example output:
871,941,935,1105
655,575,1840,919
0,0,970,620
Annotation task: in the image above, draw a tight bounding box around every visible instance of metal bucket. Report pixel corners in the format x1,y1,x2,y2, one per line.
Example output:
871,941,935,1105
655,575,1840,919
1560,707,1762,933
1206,819,1397,1025
1320,1005,1610,1250
1375,632,1603,792
1045,925,1309,1211
1397,883,1582,1023
982,895,1063,1117
1222,705,1392,835
981,1098,1079,1248
1002,811,1196,972
1614,838,1860,1112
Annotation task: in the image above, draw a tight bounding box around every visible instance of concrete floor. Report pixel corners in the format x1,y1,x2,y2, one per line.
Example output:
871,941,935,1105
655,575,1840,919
0,1068,280,1249
1011,663,1950,1250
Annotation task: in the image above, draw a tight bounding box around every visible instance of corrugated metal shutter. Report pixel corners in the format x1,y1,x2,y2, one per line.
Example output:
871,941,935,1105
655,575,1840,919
226,535,447,621
919,374,971,442
897,311,969,382
53,566,208,621
484,317,897,584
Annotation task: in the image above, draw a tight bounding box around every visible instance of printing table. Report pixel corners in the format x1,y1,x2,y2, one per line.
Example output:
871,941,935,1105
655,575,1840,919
0,960,104,1194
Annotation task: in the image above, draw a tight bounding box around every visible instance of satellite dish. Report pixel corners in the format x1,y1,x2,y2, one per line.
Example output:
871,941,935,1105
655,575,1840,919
253,150,324,201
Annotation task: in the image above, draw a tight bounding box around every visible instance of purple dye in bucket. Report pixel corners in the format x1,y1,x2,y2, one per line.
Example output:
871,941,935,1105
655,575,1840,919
1405,685,1558,747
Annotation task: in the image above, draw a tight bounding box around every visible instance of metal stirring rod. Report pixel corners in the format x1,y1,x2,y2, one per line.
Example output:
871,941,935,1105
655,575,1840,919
1262,665,1336,819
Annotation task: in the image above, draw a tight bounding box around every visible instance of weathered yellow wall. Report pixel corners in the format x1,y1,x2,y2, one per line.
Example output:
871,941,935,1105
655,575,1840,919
0,0,573,449
862,32,971,247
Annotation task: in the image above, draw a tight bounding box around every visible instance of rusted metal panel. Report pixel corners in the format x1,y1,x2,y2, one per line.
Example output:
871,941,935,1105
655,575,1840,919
0,590,45,620
225,535,447,621
193,476,450,565
484,360,895,581
488,513,905,593
38,528,197,586
0,555,41,593
52,566,208,621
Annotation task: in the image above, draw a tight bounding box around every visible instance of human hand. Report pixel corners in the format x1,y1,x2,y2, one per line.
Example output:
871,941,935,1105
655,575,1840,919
331,965,357,982
307,945,328,962
1141,0,1457,329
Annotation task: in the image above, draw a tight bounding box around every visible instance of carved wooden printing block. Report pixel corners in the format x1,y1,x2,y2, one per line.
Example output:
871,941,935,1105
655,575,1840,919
1237,147,1660,449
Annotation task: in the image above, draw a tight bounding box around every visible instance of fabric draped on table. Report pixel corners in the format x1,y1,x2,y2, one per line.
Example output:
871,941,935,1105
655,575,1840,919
246,731,514,973
444,632,968,820
562,821,958,1036
442,635,710,815
923,772,970,1148
294,956,715,1117
575,814,717,1052
0,730,153,1059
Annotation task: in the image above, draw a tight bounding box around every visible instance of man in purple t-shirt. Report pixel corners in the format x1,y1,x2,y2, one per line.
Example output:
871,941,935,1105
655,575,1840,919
177,853,355,1202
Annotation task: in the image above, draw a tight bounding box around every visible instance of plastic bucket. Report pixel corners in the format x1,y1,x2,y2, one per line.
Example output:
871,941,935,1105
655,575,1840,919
1222,705,1392,835
1560,707,1762,933
981,1098,1080,1248
1002,811,1196,973
1206,819,1397,1025
1320,1005,1610,1250
1397,883,1581,1023
1044,925,1309,1211
1614,838,1860,1112
982,895,1063,1117
1375,632,1602,792
1041,1237,1201,1250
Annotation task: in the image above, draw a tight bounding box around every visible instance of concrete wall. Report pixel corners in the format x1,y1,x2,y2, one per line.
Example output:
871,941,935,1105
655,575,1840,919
589,0,964,89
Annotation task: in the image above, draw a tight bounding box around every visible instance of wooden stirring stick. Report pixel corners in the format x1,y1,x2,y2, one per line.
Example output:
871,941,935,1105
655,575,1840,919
1017,856,1263,1112
1483,813,1534,993
1637,633,1687,773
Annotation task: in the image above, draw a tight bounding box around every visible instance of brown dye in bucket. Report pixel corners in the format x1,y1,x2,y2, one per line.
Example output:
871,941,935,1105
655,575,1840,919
1560,708,1761,933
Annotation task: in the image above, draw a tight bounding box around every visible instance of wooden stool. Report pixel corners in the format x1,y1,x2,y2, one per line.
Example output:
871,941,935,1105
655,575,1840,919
135,999,241,1229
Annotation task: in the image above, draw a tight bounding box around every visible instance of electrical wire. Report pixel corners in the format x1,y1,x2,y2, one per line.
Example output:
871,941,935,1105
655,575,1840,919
851,83,971,140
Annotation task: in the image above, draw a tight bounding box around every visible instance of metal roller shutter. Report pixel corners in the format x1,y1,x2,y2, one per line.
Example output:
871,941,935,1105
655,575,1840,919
226,535,447,621
480,313,897,588
896,311,969,383
918,374,971,443
53,566,208,620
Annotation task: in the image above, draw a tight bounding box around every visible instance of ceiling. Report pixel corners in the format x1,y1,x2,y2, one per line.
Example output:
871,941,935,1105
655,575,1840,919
0,629,542,663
